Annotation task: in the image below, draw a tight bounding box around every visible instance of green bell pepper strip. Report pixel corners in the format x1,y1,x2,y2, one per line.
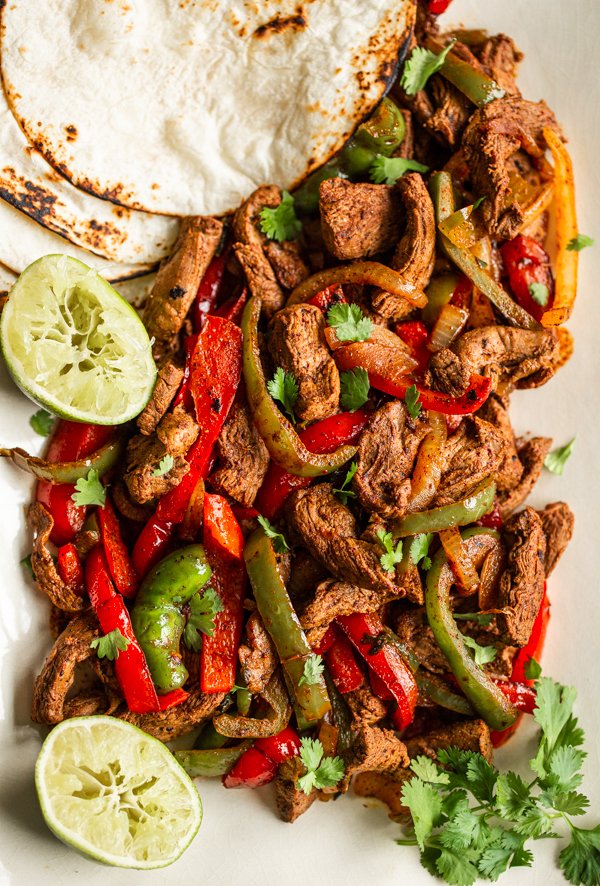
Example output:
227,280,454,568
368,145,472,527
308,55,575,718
429,172,540,330
213,670,292,739
391,480,496,538
236,680,252,717
241,296,357,477
426,38,505,107
130,544,212,693
323,671,354,754
422,272,461,325
0,434,124,484
425,528,518,731
194,721,230,750
175,741,253,778
244,526,331,722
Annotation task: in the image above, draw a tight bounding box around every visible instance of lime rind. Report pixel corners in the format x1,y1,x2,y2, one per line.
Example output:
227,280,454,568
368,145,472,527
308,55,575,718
0,255,156,424
35,716,202,869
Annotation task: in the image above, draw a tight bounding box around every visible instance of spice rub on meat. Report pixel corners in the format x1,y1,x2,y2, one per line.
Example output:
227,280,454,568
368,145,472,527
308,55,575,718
496,507,547,646
209,402,269,507
319,178,402,260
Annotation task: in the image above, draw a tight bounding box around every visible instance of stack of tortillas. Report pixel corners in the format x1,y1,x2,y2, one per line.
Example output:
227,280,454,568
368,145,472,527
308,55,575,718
0,0,414,299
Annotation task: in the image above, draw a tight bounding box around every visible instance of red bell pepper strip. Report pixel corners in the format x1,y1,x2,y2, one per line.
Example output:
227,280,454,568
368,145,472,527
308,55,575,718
337,612,418,729
428,0,453,13
214,287,248,325
369,668,394,701
200,494,246,694
172,333,199,413
324,627,364,694
308,284,347,314
157,688,189,711
477,498,503,531
56,543,84,595
493,680,537,714
222,747,278,789
131,517,175,580
36,421,115,546
193,248,229,332
98,497,138,598
500,235,555,323
255,409,370,520
313,624,337,655
255,726,301,764
394,320,430,377
85,546,159,713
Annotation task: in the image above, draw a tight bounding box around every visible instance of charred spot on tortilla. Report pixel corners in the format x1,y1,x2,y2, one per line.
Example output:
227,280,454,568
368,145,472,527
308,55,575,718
253,8,307,39
64,124,77,142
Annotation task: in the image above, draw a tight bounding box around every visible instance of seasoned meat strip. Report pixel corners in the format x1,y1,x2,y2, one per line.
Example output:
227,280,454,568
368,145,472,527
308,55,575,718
319,178,402,260
137,357,184,436
118,686,225,742
433,416,505,506
209,402,269,507
476,33,523,96
496,507,546,646
263,239,309,290
342,725,409,788
274,756,319,822
345,686,389,726
124,408,198,505
29,503,86,612
143,216,223,356
537,502,574,577
268,304,340,423
301,580,394,648
405,719,493,763
499,435,552,518
238,612,278,695
477,395,523,493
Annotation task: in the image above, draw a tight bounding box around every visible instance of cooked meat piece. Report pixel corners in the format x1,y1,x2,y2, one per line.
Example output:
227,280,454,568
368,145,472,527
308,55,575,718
477,34,523,97
462,97,562,239
119,686,225,742
405,719,493,763
32,612,106,724
499,436,552,519
268,304,340,423
396,109,414,159
538,502,574,577
137,358,184,436
124,408,198,505
354,401,429,519
238,612,278,694
285,484,398,594
477,395,523,493
433,417,504,506
143,216,223,355
111,480,153,523
301,580,393,648
426,75,472,147
263,239,309,290
233,185,287,317
209,402,269,507
496,507,546,646
274,756,319,822
353,768,413,818
319,178,402,260
49,604,72,639
427,326,560,396
371,173,436,319
28,503,86,613
345,686,389,726
287,549,329,610
342,725,408,787
394,608,449,675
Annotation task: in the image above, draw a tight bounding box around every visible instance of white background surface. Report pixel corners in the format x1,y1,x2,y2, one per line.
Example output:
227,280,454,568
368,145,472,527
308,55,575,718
0,2,598,884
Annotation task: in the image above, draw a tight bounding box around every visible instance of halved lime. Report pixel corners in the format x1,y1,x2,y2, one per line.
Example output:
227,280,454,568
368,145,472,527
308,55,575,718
0,254,156,424
35,716,202,869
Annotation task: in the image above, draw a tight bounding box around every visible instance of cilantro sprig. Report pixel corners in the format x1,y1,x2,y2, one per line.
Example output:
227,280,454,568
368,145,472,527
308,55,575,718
267,367,299,423
369,155,430,186
462,634,497,667
257,515,290,553
340,367,370,411
529,282,549,307
90,628,130,661
410,533,433,571
544,438,575,476
183,588,223,652
297,737,345,795
30,409,54,437
405,384,422,420
333,461,358,505
327,303,373,343
71,469,106,507
298,654,325,687
152,453,174,477
259,191,302,242
566,234,594,251
376,529,403,573
397,675,600,885
400,40,456,96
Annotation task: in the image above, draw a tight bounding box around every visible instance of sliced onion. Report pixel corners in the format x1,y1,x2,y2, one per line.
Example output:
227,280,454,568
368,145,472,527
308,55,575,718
324,322,414,355
407,411,447,513
428,303,469,352
287,262,427,309
516,181,554,235
438,204,487,250
439,525,480,595
179,476,205,542
0,435,123,484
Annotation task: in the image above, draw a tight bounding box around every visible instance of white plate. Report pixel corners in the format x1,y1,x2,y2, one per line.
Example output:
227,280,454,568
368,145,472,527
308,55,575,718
0,2,598,884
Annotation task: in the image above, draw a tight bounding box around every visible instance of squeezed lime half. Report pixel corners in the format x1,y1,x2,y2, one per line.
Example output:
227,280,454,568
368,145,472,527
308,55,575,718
0,254,156,424
35,716,202,869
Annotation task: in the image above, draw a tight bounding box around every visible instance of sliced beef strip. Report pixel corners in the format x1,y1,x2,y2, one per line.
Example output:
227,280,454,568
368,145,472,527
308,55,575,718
433,416,504,507
118,686,225,742
426,74,473,147
405,718,493,763
263,239,309,290
301,580,394,648
427,326,560,396
345,686,389,726
394,608,449,675
111,480,153,523
496,507,546,646
499,435,552,519
143,216,223,356
462,97,562,239
124,408,198,505
353,768,413,818
371,173,436,320
137,357,184,436
274,756,319,822
209,402,269,507
538,502,574,577
341,725,409,789
29,503,86,613
285,484,398,594
238,612,278,695
354,401,429,519
476,34,523,97
319,178,402,260
476,395,523,493
268,304,340,423
287,548,329,611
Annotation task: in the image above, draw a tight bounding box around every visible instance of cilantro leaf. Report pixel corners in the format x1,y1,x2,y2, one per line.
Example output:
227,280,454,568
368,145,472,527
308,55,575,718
333,461,358,505
409,533,434,570
478,832,533,879
369,155,429,186
533,676,578,756
404,383,422,419
544,437,575,475
400,40,456,96
339,367,370,411
152,453,174,477
90,628,130,662
312,755,345,789
472,196,486,211
410,755,450,786
436,846,480,885
298,737,344,795
559,824,600,886
495,771,532,820
528,282,549,307
267,367,299,423
462,634,497,667
259,190,302,242
71,469,106,507
524,656,542,680
327,303,373,343
257,515,290,553
298,653,324,687
453,612,494,627
513,804,557,839
547,746,586,794
376,529,403,573
30,408,54,437
183,587,223,652
465,754,498,805
439,807,492,852
401,778,444,850
566,233,594,251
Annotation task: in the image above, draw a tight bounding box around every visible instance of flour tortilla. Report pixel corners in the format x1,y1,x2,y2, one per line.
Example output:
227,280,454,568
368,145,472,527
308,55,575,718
0,198,153,281
0,87,179,263
0,0,415,217
0,262,16,293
